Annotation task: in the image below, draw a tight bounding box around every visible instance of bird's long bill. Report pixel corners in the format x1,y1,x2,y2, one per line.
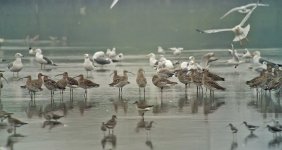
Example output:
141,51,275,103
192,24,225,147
128,71,135,75
73,75,80,78
55,73,63,77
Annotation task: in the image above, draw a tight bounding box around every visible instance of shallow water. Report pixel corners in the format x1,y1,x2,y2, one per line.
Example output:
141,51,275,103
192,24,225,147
0,47,281,150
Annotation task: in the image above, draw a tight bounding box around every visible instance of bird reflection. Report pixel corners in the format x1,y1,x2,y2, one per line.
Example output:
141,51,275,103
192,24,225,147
78,100,94,115
44,102,68,117
268,136,282,148
244,133,258,144
230,141,238,150
101,133,117,150
135,115,145,133
6,134,25,150
178,94,189,111
42,120,63,130
111,97,128,114
25,102,43,118
145,138,154,150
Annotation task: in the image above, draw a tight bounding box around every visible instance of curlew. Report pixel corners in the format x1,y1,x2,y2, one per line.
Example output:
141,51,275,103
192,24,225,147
75,74,99,100
136,68,147,97
152,75,177,94
202,69,225,99
43,76,58,104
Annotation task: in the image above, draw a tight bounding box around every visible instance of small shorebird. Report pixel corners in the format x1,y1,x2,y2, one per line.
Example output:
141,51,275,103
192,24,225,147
75,74,99,100
35,49,57,70
136,68,147,97
44,112,64,121
56,72,78,101
0,73,8,100
7,114,28,135
202,69,224,81
242,121,259,134
133,101,153,111
105,115,117,134
227,123,238,138
152,75,177,94
55,73,68,101
83,54,95,78
43,76,58,104
266,125,282,136
8,53,24,78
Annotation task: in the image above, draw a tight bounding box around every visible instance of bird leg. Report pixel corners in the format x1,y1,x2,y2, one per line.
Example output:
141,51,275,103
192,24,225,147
144,88,146,99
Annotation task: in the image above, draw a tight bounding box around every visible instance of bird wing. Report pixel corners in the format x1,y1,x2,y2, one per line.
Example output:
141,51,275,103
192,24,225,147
7,62,13,69
110,0,119,9
220,7,242,19
43,56,54,65
196,28,232,34
239,5,257,26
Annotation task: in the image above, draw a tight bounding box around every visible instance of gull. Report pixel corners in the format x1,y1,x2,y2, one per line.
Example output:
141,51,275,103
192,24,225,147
196,5,258,45
28,47,36,56
170,47,183,56
83,54,95,78
157,46,165,54
112,53,124,62
220,2,269,19
242,48,252,62
226,44,244,68
92,51,112,67
187,56,202,70
147,53,158,67
158,55,174,69
8,53,24,78
201,52,218,69
106,47,116,59
35,48,57,70
110,0,119,9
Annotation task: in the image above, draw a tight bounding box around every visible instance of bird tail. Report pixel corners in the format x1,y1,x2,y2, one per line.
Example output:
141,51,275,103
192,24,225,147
52,64,58,66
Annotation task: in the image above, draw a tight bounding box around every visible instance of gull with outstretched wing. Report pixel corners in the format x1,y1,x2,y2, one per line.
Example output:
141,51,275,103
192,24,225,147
196,5,257,45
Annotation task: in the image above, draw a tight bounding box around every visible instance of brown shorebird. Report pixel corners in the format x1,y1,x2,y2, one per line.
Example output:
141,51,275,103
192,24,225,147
109,70,122,86
75,74,99,100
56,72,78,101
112,70,132,97
44,112,64,121
133,101,153,112
202,69,225,98
43,76,58,104
175,69,192,92
7,114,28,135
0,73,8,100
157,68,174,78
202,69,224,81
152,74,177,94
55,73,68,101
136,68,147,97
105,115,117,134
246,70,269,98
21,73,44,104
190,69,203,95
0,110,13,122
242,121,259,134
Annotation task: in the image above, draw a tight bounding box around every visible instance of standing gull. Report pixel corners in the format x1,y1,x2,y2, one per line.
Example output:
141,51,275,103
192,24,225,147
157,46,165,54
83,54,95,78
8,53,24,78
35,49,57,70
92,51,112,69
196,5,258,45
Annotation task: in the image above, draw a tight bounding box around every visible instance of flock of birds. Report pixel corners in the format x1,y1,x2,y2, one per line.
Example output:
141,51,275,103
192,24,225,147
0,1,282,150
